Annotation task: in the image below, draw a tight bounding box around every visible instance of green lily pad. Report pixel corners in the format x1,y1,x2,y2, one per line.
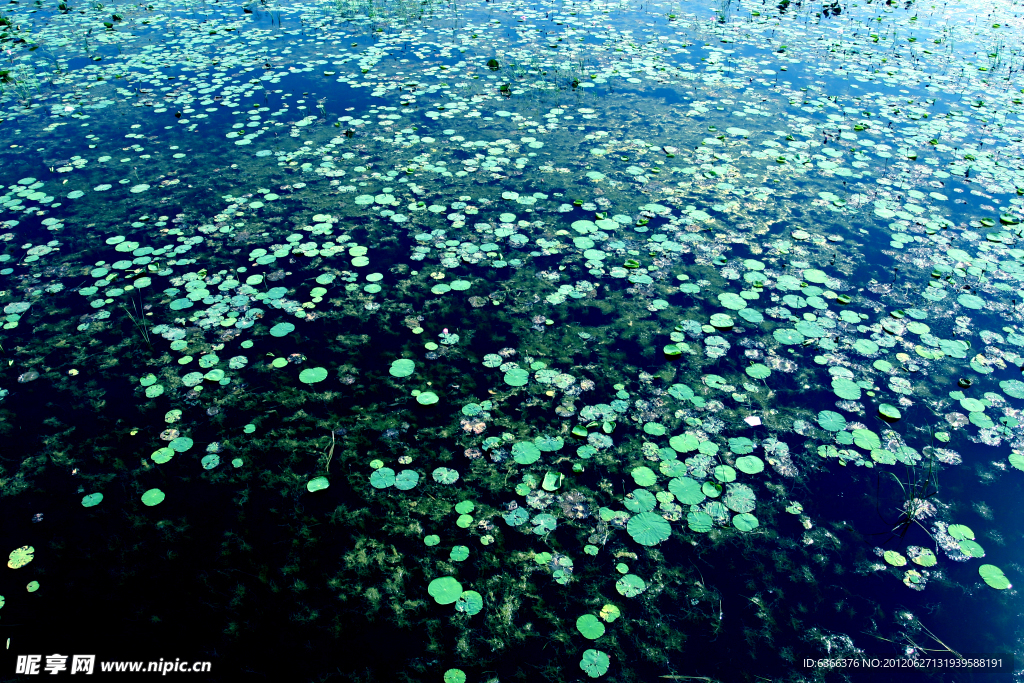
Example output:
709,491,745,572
879,404,901,421
884,550,907,567
626,512,671,546
455,589,483,615
576,614,606,639
504,368,530,386
773,328,805,345
299,367,328,384
512,441,541,465
427,576,463,604
416,391,439,405
732,513,759,531
269,322,295,337
444,669,467,683
668,477,705,504
979,564,1011,589
817,410,847,432
615,574,646,597
745,364,771,379
389,359,416,377
370,467,396,489
141,488,165,506
306,476,330,492
735,456,764,474
433,467,459,484
580,649,611,678
631,466,657,487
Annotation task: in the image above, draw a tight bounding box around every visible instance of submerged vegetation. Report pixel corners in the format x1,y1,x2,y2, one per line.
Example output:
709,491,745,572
0,0,1021,678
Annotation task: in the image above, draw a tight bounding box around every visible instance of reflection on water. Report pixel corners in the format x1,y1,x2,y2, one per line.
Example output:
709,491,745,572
0,0,1021,679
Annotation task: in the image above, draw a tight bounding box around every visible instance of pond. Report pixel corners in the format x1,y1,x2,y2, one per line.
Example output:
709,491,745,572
0,0,1021,679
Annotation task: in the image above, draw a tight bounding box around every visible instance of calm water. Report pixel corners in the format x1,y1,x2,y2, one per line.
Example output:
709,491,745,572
0,0,1022,679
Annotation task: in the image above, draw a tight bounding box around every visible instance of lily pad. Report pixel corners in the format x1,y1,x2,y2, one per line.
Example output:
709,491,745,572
580,649,611,678
576,614,606,639
979,564,1011,590
389,359,416,377
615,574,646,597
626,512,671,546
427,576,463,604
299,367,328,384
306,476,330,492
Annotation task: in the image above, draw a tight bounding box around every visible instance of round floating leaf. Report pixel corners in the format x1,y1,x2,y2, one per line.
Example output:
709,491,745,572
631,466,657,487
7,546,33,569
169,436,193,453
82,493,104,508
948,524,974,541
1009,453,1024,471
884,550,907,567
626,512,671,546
389,359,416,377
535,435,564,452
960,397,985,412
141,488,165,506
832,378,861,400
732,513,759,531
395,470,420,490
427,576,463,604
735,456,764,474
307,476,330,492
512,441,541,465
503,507,529,526
999,379,1024,399
718,292,747,310
722,483,756,513
269,322,295,337
979,564,1011,590
433,467,459,484
728,437,754,455
702,481,722,498
417,391,439,405
912,549,937,567
687,510,713,532
714,465,737,482
576,614,606,639
455,590,483,615
424,535,440,546
299,367,328,384
852,429,881,451
450,545,470,562
615,574,646,597
504,368,530,386
958,540,985,558
669,477,705,505
710,313,733,328
370,467,396,489
444,670,467,683
669,432,699,453
879,404,901,421
817,410,847,432
957,294,985,309
580,649,610,678
773,328,805,345
745,364,771,379
643,422,667,436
